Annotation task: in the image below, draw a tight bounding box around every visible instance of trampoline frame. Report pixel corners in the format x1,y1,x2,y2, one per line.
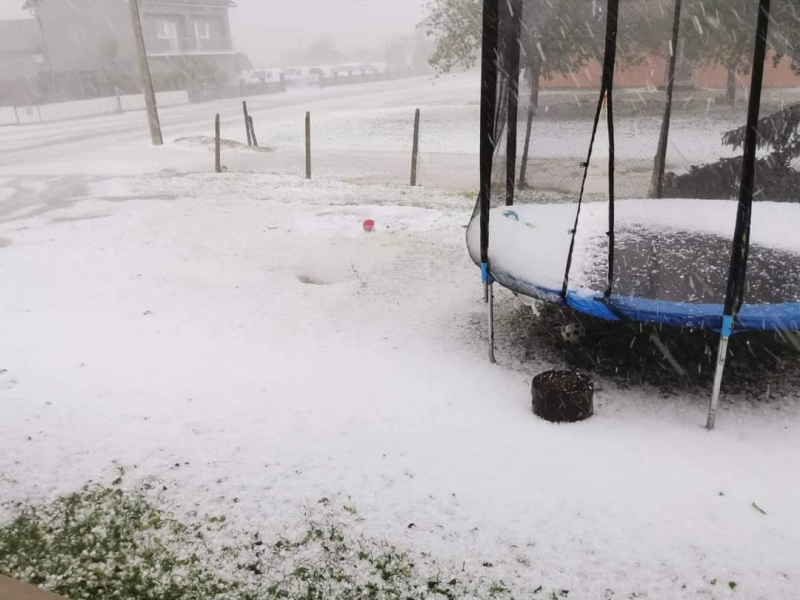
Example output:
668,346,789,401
474,0,776,429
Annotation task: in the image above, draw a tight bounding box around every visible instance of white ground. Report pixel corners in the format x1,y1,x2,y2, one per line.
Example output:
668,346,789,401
0,73,754,192
1,76,800,599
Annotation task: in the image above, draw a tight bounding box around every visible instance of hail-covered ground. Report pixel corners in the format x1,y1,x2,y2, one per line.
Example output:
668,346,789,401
1,74,799,599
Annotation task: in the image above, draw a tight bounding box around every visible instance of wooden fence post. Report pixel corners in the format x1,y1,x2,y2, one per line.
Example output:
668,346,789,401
305,111,311,179
215,114,221,173
243,101,251,146
249,116,258,147
410,108,421,186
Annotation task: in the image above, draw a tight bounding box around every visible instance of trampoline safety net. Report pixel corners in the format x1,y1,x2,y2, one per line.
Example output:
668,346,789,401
469,0,800,334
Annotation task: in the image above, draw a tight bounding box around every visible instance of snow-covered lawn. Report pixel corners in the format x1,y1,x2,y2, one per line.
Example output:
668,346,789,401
1,167,799,598
0,73,761,194
1,75,800,598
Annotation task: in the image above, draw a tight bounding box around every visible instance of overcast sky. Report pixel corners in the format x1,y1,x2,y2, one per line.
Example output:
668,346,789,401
0,0,427,65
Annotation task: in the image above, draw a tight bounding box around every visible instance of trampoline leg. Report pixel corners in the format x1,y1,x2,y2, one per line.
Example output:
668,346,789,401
486,282,496,364
706,333,730,430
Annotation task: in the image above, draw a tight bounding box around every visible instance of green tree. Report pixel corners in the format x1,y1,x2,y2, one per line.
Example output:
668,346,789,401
425,0,482,73
425,0,619,89
424,0,655,187
723,103,800,167
774,3,800,75
680,0,800,107
651,0,800,194
681,0,760,107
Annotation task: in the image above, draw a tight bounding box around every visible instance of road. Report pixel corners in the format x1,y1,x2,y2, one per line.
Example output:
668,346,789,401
0,75,480,175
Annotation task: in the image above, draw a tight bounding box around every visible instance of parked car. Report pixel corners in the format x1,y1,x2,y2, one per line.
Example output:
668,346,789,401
284,66,311,85
309,66,334,84
247,68,284,85
333,63,377,78
333,65,354,78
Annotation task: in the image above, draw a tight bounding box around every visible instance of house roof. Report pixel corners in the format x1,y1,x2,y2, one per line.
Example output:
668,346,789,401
0,19,42,55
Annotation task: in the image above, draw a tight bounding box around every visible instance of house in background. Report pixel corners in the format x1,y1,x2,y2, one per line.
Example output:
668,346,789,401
0,19,44,104
20,0,239,100
138,0,239,89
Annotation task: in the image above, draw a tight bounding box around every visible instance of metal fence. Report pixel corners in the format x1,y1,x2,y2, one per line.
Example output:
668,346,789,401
187,82,284,104
0,91,190,126
120,90,190,112
0,83,287,127
318,70,430,89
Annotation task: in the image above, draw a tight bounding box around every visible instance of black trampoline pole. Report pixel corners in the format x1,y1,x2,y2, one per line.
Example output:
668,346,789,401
561,0,619,299
505,0,523,207
479,0,500,363
603,0,619,299
650,0,682,199
707,0,770,431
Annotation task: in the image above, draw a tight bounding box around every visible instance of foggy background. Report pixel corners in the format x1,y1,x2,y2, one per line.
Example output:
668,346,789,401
0,0,427,66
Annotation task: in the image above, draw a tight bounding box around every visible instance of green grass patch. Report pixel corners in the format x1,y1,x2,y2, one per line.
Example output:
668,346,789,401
0,478,243,599
1,475,528,599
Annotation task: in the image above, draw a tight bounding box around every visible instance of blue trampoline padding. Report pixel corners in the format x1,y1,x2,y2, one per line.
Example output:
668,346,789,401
490,267,800,333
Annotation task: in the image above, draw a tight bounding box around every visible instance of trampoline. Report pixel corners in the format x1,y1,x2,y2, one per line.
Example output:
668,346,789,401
468,0,800,428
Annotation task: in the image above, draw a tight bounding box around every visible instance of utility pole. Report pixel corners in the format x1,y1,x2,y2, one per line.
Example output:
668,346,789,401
129,0,163,145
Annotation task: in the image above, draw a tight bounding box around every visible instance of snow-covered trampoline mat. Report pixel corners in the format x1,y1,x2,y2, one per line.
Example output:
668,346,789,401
593,228,800,304
466,199,800,331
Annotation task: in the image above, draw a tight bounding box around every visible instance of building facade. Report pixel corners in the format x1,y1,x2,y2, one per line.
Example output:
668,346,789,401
539,54,800,92
0,19,43,104
21,0,239,99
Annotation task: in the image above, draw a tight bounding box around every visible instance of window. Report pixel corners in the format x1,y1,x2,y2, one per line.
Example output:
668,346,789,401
194,21,211,40
156,19,178,40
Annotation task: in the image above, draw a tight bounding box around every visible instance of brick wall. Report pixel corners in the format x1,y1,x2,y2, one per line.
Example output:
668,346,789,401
539,54,800,90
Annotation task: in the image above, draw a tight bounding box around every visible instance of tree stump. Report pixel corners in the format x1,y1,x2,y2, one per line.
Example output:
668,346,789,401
531,370,594,423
